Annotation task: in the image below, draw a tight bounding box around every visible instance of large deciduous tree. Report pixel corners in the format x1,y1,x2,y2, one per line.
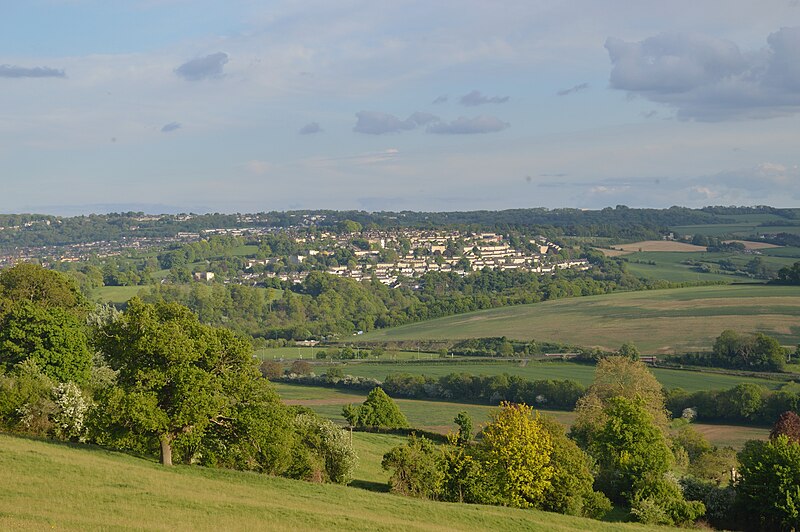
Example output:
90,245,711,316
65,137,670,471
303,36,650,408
346,387,409,429
737,435,800,531
480,402,554,509
572,356,669,447
94,297,268,466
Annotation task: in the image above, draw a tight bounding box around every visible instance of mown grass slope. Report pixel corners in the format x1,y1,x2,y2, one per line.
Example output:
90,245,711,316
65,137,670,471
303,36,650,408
359,285,800,353
0,433,656,531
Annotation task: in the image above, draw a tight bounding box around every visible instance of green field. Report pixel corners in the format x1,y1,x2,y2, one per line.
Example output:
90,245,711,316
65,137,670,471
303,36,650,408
256,347,428,362
672,222,800,238
0,434,654,531
358,285,800,353
93,285,145,304
274,383,768,450
312,361,787,392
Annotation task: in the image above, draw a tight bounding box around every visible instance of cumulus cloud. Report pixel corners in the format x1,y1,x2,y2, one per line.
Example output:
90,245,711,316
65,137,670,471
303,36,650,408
0,65,65,78
459,90,509,106
174,52,229,81
557,82,589,96
353,111,416,134
161,122,181,133
408,112,439,126
427,115,509,134
298,122,322,135
606,27,800,120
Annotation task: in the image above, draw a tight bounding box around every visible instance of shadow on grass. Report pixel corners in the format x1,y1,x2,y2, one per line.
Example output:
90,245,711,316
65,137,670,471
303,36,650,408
349,479,390,493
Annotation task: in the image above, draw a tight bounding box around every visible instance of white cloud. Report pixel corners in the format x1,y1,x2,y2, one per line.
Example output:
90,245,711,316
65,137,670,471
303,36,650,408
606,27,800,120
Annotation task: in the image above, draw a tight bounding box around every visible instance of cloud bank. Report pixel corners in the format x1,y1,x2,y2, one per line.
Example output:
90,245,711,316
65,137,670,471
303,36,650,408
427,115,509,134
606,27,800,120
0,65,65,78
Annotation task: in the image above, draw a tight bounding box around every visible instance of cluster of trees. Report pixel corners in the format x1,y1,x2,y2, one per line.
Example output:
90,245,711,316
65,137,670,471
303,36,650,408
666,382,800,425
0,264,357,486
773,261,800,285
377,356,800,528
669,330,787,372
381,372,585,410
379,403,611,517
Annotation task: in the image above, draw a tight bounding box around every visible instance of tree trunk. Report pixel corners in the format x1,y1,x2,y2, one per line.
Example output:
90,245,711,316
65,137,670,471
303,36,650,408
160,434,173,466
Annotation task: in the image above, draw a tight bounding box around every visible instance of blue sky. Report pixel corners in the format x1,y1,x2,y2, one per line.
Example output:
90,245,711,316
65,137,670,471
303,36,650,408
2,0,800,214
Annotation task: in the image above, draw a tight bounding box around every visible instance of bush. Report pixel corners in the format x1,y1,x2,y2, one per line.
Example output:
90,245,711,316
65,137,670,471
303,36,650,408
382,435,443,498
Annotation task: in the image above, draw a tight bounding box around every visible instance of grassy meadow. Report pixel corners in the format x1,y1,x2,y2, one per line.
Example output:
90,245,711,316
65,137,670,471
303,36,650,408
273,383,768,450
0,433,657,532
358,285,800,352
310,360,788,392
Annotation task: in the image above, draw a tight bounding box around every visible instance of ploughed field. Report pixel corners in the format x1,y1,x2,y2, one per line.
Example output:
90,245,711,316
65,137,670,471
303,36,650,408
358,285,800,353
0,433,657,532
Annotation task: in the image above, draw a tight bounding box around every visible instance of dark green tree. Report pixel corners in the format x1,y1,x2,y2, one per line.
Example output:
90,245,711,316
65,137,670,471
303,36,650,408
737,435,800,531
0,300,92,384
94,298,275,466
348,387,409,429
454,411,473,445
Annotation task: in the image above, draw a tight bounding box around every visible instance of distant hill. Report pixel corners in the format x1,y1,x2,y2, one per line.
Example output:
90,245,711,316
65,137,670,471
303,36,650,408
359,284,800,353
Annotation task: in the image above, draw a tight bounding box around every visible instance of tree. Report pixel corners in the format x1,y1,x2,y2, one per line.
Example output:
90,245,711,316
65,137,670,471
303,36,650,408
538,416,611,518
0,300,92,384
294,413,357,484
572,356,668,447
617,342,640,361
712,329,784,372
480,402,554,509
590,397,703,525
94,298,268,466
453,411,473,445
737,435,800,531
590,397,673,502
289,360,312,376
0,263,88,314
260,360,283,380
382,435,443,498
771,411,800,443
347,387,409,429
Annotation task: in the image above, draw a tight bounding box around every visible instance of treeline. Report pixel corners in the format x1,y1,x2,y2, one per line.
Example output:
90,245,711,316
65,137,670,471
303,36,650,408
666,382,800,425
382,372,584,409
0,212,243,249
8,205,800,251
772,261,800,285
667,330,788,372
140,264,708,340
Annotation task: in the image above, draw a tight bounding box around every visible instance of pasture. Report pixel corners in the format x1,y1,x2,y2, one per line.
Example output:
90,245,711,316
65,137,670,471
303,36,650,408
358,285,800,353
315,361,787,392
1,434,651,531
92,285,144,304
273,383,768,450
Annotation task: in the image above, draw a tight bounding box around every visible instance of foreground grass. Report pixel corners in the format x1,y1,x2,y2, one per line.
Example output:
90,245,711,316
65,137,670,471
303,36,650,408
0,433,656,531
359,285,800,352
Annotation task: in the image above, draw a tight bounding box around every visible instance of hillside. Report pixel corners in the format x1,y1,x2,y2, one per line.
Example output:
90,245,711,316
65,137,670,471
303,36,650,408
359,285,800,353
0,434,655,531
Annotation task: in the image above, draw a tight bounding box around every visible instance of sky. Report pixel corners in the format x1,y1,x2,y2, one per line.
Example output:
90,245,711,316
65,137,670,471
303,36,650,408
2,0,800,215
